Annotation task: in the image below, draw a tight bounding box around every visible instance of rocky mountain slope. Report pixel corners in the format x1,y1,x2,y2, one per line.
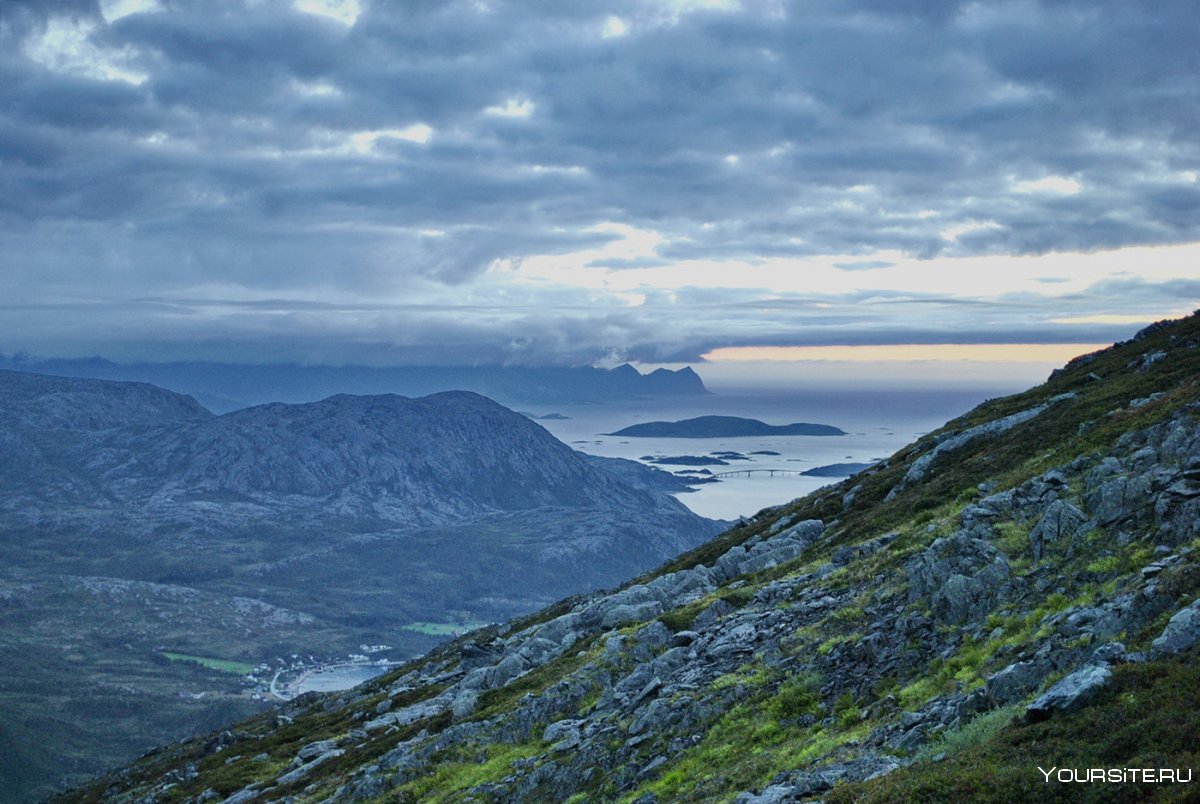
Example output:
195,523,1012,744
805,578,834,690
0,375,721,801
60,312,1200,802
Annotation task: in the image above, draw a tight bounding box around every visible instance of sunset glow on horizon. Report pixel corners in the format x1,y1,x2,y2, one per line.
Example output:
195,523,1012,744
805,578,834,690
702,343,1110,364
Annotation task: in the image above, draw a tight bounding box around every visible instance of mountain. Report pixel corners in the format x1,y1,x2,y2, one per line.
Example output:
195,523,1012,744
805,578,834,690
0,358,709,413
63,311,1200,803
0,373,722,801
607,415,847,438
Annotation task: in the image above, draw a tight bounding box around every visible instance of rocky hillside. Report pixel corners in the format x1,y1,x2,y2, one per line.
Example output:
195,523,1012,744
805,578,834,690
61,312,1200,803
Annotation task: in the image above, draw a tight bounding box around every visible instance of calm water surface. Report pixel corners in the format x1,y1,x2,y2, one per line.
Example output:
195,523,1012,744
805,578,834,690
536,387,1009,520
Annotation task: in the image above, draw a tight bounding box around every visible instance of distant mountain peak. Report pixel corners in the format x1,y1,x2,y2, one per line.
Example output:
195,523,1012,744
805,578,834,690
0,358,710,412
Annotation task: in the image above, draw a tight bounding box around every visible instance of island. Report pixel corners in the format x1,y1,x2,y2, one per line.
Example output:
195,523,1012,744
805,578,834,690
648,455,730,466
607,415,846,438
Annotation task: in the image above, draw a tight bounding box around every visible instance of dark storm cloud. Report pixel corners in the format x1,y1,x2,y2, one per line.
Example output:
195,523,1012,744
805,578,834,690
1,0,1198,365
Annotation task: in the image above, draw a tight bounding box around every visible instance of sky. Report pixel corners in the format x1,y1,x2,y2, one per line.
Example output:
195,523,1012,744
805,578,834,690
1,0,1198,386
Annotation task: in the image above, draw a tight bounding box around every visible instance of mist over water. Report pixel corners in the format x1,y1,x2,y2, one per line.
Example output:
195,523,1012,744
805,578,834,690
536,386,1014,520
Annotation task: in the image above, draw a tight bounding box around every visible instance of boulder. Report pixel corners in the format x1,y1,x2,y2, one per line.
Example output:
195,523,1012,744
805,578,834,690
985,660,1048,705
1150,598,1200,657
1025,664,1113,722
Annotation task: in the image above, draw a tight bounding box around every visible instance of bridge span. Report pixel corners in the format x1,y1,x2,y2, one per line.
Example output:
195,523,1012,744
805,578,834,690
710,468,809,479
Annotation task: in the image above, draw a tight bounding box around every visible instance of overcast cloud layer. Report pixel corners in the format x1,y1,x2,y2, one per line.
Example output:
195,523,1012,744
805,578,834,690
1,0,1198,366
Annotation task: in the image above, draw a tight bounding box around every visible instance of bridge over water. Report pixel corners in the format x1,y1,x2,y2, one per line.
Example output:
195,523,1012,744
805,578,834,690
710,468,809,479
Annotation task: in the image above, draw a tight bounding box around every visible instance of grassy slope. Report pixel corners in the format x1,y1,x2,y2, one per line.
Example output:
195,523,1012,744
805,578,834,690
57,312,1200,802
827,649,1200,803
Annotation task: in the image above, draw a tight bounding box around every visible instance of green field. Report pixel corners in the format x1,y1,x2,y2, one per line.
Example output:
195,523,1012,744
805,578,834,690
161,652,257,676
401,621,489,636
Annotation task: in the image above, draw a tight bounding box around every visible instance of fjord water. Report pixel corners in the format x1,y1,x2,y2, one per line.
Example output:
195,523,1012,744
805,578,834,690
536,385,1010,519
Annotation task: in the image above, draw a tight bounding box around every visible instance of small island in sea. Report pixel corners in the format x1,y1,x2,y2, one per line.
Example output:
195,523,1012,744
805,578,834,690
606,415,846,438
648,455,729,466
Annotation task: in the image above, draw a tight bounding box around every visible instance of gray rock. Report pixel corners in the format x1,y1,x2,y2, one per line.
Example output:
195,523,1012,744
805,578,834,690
1085,474,1153,526
365,697,449,732
768,514,798,535
985,660,1048,705
1059,606,1121,640
735,754,903,802
542,718,582,751
1028,500,1088,560
638,755,669,779
1150,598,1200,657
450,689,479,721
223,785,267,804
669,630,699,648
692,599,734,630
602,601,664,629
842,484,863,509
295,738,339,763
486,652,530,688
905,534,1012,624
1025,664,1113,722
276,749,344,785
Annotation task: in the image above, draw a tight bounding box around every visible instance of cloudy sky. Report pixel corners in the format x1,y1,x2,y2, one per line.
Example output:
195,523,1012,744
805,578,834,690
2,0,1198,383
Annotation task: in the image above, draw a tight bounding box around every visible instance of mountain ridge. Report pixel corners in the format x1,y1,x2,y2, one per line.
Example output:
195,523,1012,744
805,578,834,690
0,358,709,413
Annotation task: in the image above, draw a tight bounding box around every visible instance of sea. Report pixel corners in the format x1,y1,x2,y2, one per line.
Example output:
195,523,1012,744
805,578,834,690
534,386,1015,520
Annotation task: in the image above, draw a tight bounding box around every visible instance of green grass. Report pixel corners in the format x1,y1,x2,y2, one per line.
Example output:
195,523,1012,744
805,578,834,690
398,741,546,802
915,703,1024,762
160,652,256,675
401,621,490,636
628,701,869,802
